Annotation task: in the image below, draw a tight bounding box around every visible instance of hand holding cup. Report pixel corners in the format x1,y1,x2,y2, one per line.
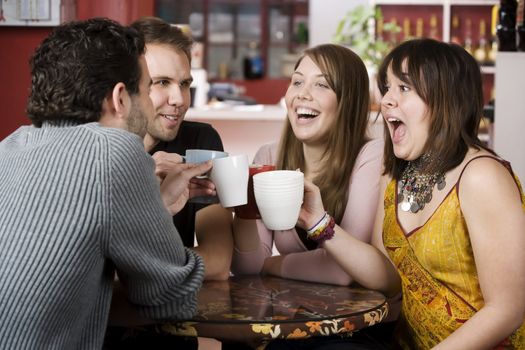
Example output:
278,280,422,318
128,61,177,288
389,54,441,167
210,154,249,208
184,149,228,203
160,161,215,215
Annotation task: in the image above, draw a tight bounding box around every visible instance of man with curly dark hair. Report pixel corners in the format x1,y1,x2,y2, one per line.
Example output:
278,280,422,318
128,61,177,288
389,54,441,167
0,17,210,349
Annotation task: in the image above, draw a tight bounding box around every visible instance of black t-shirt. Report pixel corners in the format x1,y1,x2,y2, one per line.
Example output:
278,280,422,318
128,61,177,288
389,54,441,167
150,120,224,247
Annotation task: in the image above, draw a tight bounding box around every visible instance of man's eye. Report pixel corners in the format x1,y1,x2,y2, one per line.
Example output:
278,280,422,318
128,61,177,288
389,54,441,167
155,80,169,86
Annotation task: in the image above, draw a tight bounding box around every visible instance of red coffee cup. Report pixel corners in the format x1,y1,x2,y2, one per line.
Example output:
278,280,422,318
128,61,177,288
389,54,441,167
234,164,276,219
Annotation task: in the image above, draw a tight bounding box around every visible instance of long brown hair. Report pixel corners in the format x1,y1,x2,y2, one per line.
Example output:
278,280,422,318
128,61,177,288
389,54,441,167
377,39,487,179
276,44,370,223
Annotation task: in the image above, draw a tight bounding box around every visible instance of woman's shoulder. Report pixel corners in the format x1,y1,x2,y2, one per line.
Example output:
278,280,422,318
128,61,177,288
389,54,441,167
253,142,279,165
460,149,510,177
458,149,520,199
360,137,384,156
355,137,384,167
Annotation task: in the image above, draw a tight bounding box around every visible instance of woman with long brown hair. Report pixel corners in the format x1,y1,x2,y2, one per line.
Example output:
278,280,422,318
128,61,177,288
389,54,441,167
230,44,384,287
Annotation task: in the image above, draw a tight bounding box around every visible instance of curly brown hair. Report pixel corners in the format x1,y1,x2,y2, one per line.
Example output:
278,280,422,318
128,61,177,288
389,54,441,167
27,18,145,127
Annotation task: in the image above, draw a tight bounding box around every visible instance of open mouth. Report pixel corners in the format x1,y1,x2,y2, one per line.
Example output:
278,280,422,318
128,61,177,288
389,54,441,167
386,117,406,142
296,107,320,119
386,117,403,128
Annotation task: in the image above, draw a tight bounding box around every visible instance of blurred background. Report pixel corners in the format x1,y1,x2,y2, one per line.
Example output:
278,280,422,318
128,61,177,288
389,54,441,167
1,0,523,179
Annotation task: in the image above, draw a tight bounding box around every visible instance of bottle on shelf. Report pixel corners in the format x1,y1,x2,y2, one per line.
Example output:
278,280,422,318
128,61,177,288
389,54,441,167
243,41,264,80
518,0,525,50
450,15,462,45
296,22,309,46
488,4,499,62
429,14,439,40
403,18,411,41
496,0,518,51
416,18,424,38
474,20,489,64
464,18,474,56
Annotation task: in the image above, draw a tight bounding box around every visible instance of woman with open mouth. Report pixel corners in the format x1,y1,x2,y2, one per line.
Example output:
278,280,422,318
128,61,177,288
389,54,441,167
292,38,525,349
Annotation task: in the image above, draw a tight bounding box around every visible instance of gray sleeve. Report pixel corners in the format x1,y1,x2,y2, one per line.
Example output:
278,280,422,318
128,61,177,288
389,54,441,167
103,131,204,321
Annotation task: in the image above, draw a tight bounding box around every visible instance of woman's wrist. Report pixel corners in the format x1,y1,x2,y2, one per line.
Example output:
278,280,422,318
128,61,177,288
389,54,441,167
307,212,336,245
306,212,328,232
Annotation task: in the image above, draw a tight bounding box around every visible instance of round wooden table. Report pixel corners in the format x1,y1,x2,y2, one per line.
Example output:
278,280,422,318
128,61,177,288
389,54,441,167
155,275,389,348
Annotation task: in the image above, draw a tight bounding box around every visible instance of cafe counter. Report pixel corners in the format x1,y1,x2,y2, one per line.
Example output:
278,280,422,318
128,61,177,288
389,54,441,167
186,105,383,161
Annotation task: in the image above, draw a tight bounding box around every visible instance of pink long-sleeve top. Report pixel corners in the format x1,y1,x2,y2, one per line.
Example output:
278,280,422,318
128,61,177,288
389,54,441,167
231,138,384,285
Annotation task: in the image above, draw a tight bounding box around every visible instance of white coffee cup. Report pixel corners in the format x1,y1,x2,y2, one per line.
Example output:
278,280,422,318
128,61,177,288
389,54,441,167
253,170,304,230
184,149,229,204
210,154,249,208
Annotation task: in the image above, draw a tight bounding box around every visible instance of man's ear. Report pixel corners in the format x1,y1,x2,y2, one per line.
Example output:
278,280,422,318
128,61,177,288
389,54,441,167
111,82,130,119
100,82,130,128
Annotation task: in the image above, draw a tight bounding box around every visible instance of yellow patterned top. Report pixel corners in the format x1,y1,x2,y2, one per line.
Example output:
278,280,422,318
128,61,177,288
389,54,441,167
383,157,525,349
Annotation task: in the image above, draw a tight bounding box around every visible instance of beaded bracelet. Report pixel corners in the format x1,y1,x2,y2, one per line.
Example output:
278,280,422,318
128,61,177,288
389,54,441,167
306,212,328,234
307,213,336,245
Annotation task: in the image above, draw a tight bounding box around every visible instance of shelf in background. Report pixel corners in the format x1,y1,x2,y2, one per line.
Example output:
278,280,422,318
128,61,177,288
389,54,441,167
372,0,443,4
448,0,497,5
481,65,496,74
372,0,497,5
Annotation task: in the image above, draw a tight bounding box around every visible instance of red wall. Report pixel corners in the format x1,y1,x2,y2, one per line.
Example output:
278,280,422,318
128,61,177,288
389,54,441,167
0,0,153,140
0,27,51,139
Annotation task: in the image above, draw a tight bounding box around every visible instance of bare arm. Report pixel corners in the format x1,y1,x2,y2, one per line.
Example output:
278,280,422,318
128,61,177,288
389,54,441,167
194,204,234,280
312,176,402,296
261,248,354,285
433,158,525,350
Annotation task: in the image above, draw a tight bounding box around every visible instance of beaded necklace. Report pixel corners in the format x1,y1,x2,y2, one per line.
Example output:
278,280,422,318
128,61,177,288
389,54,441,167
397,154,446,213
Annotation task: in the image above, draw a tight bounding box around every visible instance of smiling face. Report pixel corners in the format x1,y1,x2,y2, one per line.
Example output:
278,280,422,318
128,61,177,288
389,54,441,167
381,63,430,161
143,43,193,149
284,56,338,146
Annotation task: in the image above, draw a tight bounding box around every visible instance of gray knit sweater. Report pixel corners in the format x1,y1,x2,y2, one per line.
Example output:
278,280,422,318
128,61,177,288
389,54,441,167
0,121,204,349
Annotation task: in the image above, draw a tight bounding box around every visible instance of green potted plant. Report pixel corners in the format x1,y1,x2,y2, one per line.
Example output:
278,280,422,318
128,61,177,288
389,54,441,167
332,5,400,108
332,5,400,69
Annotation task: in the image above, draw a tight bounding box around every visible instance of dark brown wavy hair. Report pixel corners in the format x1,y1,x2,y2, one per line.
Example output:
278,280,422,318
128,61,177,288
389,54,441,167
27,18,145,127
377,38,488,179
276,44,370,223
